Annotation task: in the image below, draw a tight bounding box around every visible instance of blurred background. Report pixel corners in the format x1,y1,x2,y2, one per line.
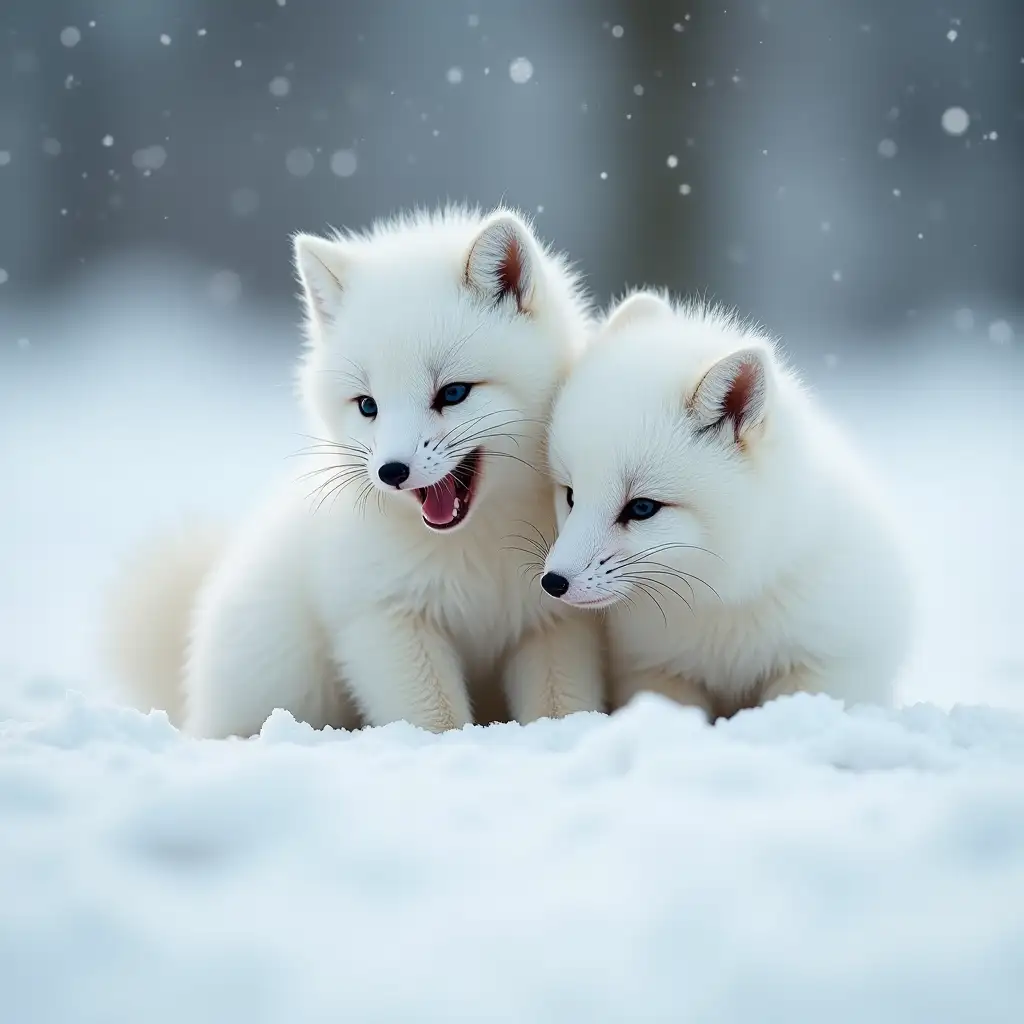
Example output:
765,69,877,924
2,0,1023,327
1,0,1021,710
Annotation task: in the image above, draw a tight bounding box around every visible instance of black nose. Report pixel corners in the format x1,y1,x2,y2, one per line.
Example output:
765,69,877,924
378,462,410,487
540,572,570,598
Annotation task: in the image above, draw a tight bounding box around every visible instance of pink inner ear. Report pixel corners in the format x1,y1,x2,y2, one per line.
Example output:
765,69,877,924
496,234,525,311
723,360,759,440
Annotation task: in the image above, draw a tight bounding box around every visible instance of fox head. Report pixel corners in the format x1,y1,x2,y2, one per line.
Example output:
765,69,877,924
293,207,588,533
542,292,801,611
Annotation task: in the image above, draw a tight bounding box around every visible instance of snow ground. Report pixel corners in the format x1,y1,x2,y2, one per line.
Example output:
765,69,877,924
1,264,1023,1021
2,687,1024,1022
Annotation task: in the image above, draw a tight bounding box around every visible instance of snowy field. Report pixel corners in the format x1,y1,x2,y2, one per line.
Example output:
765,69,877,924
2,265,1023,1021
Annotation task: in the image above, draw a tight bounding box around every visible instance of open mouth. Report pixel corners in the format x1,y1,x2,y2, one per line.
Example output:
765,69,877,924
416,449,482,531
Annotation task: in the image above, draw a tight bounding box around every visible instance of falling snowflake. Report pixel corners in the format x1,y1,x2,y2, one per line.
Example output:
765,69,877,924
285,148,314,177
269,76,291,97
633,84,645,96
330,149,358,177
0,268,8,284
132,145,167,171
509,58,533,84
446,67,464,85
877,138,897,158
159,34,171,46
60,27,81,48
0,151,10,166
678,183,692,195
947,29,958,42
666,155,678,168
988,320,1014,346
43,138,62,156
102,135,114,147
941,106,970,136
599,171,608,180
612,25,624,38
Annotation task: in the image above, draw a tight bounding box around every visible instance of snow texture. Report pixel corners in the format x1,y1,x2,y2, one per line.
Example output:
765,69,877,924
2,683,1024,1022
1,263,1023,1021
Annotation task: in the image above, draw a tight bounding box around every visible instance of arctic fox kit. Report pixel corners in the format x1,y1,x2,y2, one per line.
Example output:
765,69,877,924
540,292,913,718
106,207,605,737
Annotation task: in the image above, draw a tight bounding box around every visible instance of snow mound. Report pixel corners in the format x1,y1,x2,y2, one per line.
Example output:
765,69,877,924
2,682,1023,1022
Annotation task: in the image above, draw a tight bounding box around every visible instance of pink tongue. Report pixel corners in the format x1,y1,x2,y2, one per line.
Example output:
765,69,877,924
421,474,458,525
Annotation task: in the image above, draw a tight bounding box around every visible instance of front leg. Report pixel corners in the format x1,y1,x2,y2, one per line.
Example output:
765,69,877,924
333,610,472,732
503,612,606,723
611,666,714,719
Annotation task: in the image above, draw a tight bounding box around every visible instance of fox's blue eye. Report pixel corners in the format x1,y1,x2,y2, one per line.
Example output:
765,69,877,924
357,396,377,418
619,498,662,523
434,382,472,409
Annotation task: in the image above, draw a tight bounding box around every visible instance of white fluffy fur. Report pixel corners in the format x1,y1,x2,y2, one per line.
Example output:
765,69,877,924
542,291,914,718
106,206,605,737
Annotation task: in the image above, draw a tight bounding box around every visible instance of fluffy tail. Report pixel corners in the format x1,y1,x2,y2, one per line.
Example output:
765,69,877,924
102,526,223,726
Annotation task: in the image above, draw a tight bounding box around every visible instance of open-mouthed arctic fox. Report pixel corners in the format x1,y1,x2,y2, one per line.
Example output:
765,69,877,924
105,207,605,737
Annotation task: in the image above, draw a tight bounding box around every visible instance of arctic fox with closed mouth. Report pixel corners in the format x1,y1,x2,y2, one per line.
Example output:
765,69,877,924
540,291,913,719
105,206,605,737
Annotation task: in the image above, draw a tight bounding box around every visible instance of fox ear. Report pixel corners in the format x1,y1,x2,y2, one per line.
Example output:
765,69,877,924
293,233,348,331
604,291,671,334
464,213,537,314
689,346,771,443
